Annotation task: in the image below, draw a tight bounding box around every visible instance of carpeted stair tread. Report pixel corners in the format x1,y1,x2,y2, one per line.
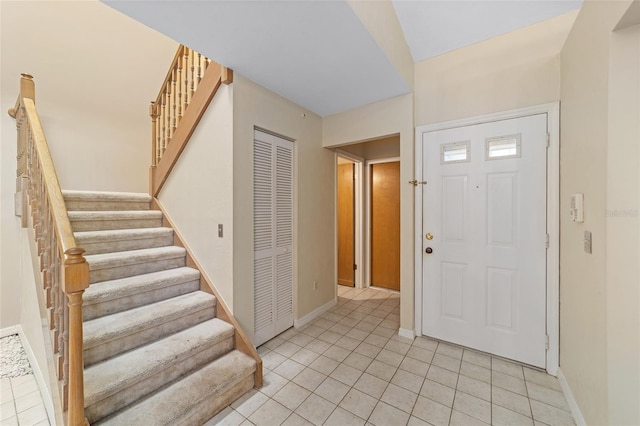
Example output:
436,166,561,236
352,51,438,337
93,350,256,426
83,291,216,352
84,246,186,283
68,210,162,221
85,319,236,423
68,210,163,231
83,267,201,320
63,190,152,202
63,190,152,211
75,227,174,255
75,227,173,243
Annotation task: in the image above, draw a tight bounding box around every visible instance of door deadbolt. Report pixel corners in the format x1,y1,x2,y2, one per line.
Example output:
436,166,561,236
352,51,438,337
425,247,433,254
426,233,434,240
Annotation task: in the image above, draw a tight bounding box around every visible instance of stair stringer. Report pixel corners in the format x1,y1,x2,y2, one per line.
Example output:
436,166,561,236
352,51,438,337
151,197,264,389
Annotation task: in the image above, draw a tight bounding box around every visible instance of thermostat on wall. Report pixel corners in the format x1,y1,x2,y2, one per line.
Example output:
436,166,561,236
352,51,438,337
570,193,584,223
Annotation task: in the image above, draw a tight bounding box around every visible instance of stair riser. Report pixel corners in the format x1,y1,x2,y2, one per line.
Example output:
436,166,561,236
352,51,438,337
84,306,216,366
70,218,163,232
177,374,254,426
79,234,174,255
86,337,234,424
65,200,150,211
83,279,201,321
89,257,185,284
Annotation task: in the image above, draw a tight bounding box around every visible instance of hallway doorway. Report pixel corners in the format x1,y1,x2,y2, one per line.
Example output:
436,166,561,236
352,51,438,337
334,135,400,293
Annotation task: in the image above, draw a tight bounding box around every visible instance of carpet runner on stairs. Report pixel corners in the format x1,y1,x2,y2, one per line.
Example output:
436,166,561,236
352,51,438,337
62,190,256,425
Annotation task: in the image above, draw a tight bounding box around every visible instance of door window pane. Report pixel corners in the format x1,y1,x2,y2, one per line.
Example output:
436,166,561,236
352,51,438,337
486,134,521,160
441,141,470,164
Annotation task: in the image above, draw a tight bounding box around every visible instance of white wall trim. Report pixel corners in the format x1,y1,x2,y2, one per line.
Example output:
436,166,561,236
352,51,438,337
294,298,337,328
0,325,20,338
335,150,365,289
1,325,55,425
414,126,424,338
414,102,560,374
398,328,415,340
557,367,586,426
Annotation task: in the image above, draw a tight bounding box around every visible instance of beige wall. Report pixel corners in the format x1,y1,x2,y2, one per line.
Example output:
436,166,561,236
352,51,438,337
323,94,414,331
414,11,576,126
0,1,177,328
347,1,414,90
607,22,640,424
560,1,637,424
19,222,64,425
337,135,400,161
158,84,235,308
232,75,332,339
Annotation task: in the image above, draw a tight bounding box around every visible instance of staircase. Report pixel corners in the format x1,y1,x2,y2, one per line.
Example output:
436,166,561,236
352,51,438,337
63,190,256,425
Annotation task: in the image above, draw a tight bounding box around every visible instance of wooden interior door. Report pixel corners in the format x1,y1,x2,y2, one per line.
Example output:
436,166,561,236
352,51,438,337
337,163,355,286
371,161,400,290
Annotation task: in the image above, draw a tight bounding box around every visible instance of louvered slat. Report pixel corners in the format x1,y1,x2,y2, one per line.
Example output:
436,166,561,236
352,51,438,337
254,257,273,333
254,140,273,252
275,251,293,324
276,145,293,248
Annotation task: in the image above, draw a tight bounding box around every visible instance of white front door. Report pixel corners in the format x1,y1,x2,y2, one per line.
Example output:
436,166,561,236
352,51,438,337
422,114,548,367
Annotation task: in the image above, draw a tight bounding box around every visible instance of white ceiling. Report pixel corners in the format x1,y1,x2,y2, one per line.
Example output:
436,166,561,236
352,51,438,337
103,0,582,117
103,0,410,117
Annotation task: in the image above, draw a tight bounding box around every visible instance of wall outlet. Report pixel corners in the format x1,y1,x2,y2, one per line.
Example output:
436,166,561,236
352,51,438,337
313,280,318,290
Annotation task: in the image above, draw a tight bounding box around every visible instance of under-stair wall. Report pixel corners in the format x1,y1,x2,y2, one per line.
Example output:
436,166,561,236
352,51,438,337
157,82,235,310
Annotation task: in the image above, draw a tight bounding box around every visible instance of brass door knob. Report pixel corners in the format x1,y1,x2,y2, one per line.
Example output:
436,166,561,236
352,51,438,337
426,233,434,240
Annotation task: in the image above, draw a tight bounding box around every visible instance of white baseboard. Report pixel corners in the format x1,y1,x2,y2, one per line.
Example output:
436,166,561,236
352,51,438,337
0,325,20,338
398,328,415,340
557,367,586,426
294,298,337,328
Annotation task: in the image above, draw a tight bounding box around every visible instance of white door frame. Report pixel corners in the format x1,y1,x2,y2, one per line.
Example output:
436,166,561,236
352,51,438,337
366,157,401,289
335,150,365,288
414,103,560,375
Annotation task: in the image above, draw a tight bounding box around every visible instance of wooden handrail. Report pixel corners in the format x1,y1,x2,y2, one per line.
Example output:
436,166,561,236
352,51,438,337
149,45,233,196
8,74,89,426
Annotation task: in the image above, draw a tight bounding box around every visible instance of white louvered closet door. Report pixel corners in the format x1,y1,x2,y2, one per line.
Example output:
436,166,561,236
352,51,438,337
253,130,294,346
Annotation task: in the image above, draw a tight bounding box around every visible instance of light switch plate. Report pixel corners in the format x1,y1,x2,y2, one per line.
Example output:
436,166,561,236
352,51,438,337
584,230,592,254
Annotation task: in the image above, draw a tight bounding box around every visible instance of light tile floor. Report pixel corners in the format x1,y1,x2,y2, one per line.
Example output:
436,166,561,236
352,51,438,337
0,375,50,426
208,285,575,426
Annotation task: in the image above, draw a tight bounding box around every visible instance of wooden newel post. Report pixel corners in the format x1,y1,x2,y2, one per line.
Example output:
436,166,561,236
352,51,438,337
20,73,35,101
62,248,89,426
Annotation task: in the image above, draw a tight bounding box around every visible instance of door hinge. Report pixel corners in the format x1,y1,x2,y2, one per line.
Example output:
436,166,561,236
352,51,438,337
545,234,550,249
354,264,358,270
545,334,550,350
546,133,551,148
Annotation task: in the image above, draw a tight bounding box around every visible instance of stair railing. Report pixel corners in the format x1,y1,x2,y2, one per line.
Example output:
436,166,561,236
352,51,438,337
9,74,89,426
149,45,233,196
